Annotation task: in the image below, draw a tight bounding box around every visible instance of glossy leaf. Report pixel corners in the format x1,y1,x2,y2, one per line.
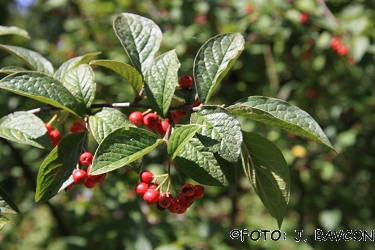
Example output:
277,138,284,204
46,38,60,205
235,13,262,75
0,112,52,149
89,108,134,144
0,66,27,74
167,124,202,160
144,50,180,117
0,45,53,75
113,13,162,77
0,71,86,117
90,59,143,95
35,133,84,202
0,26,30,39
0,186,20,214
190,106,242,163
90,127,164,175
227,96,334,150
193,33,244,103
241,131,290,228
62,64,96,109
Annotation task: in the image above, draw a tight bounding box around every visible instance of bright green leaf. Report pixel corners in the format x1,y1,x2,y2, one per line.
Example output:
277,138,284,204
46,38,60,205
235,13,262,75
0,112,52,149
0,26,30,39
191,106,242,163
241,131,290,228
227,96,334,151
0,66,27,74
0,71,86,117
62,64,96,109
35,133,84,202
144,50,180,117
167,124,202,160
193,33,244,103
89,108,134,144
90,127,164,175
0,186,20,214
89,60,143,95
0,45,53,75
113,13,162,77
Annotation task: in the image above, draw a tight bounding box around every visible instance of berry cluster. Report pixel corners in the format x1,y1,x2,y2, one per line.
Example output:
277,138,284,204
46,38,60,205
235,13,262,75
45,123,62,147
135,170,205,214
330,37,350,56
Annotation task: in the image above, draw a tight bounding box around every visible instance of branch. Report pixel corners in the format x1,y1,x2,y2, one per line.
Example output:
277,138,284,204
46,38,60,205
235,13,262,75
316,0,339,27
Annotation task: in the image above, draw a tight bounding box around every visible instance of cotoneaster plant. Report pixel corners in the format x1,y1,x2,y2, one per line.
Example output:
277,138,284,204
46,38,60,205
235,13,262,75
0,13,335,228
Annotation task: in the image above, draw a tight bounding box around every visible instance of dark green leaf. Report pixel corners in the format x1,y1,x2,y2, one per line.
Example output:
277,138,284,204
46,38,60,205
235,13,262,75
0,26,30,39
167,124,202,160
227,96,334,150
144,50,180,117
0,186,20,214
241,131,290,228
35,133,84,202
193,33,244,103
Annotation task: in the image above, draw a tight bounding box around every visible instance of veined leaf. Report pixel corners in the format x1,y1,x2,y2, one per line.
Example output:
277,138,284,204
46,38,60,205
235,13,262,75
0,71,86,117
113,13,162,77
90,127,164,175
167,124,202,160
0,214,13,230
0,45,53,75
144,50,180,118
241,131,290,228
0,112,52,149
35,133,84,202
54,52,101,81
62,64,96,109
0,26,30,39
89,108,134,144
193,33,244,104
0,186,20,214
89,60,143,95
0,66,27,74
227,96,334,151
191,106,242,163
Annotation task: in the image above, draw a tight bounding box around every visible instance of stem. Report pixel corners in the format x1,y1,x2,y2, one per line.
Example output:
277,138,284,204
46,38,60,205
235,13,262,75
47,114,58,125
263,44,279,95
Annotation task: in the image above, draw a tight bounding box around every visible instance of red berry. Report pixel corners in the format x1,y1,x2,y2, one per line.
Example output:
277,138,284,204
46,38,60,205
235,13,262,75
181,184,195,196
176,205,188,214
175,110,187,118
45,123,52,133
179,75,193,89
148,183,158,189
178,193,194,207
193,185,205,198
80,152,93,166
192,98,201,107
84,178,97,188
157,119,170,136
49,129,61,140
140,170,153,183
129,111,144,126
70,121,84,133
158,194,172,208
52,136,62,147
336,44,349,56
143,113,160,130
143,189,159,205
300,12,309,24
94,173,106,183
73,169,88,184
136,182,149,196
156,203,166,211
170,112,178,124
331,37,341,50
168,199,181,213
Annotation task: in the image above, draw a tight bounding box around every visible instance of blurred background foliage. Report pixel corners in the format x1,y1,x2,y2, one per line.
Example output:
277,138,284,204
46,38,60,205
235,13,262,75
1,0,375,249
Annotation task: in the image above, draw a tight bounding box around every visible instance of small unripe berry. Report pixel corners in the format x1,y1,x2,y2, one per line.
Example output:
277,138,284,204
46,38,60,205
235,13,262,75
129,111,144,126
80,152,93,166
73,169,88,184
143,189,159,205
140,170,153,183
143,113,160,130
179,75,193,89
181,183,195,196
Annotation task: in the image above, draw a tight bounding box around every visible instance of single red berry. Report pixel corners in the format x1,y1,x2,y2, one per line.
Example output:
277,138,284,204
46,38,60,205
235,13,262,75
80,152,93,166
181,184,195,196
158,194,172,208
175,110,187,118
65,183,74,191
143,189,160,205
168,199,181,213
143,113,160,130
300,12,309,24
148,183,158,189
192,98,201,107
336,44,349,56
176,205,188,214
179,75,193,89
331,37,341,50
170,112,178,124
49,129,61,140
139,170,153,183
94,173,106,183
73,169,88,184
52,136,62,147
70,121,84,133
193,185,205,198
157,119,170,136
45,123,53,133
129,111,144,126
135,182,149,196
84,178,97,188
178,193,194,207
156,203,166,211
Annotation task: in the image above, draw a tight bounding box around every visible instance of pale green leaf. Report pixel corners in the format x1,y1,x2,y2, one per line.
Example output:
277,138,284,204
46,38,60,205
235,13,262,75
0,26,30,39
167,124,202,160
0,214,14,230
0,66,27,74
0,186,20,214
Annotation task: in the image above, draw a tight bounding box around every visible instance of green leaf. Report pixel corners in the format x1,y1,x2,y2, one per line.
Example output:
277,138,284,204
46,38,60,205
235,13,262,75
54,52,101,81
0,186,20,214
0,112,52,149
90,127,164,175
191,106,242,163
241,131,290,228
0,45,53,75
0,66,28,74
62,64,96,109
89,60,143,95
0,214,13,230
113,13,162,77
0,26,30,39
89,108,134,144
227,96,334,151
0,71,86,117
174,137,236,186
35,133,84,202
193,33,244,104
167,124,202,160
144,50,180,117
